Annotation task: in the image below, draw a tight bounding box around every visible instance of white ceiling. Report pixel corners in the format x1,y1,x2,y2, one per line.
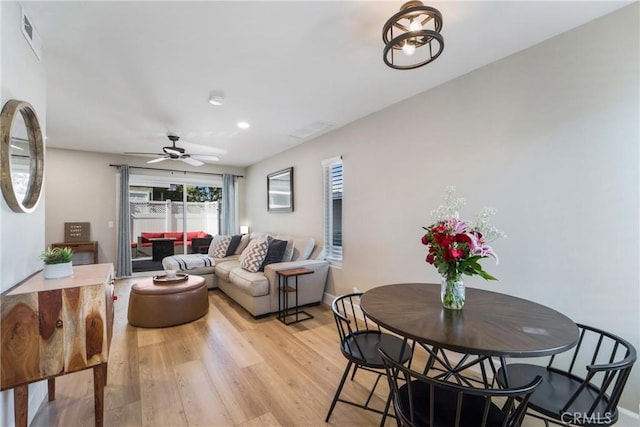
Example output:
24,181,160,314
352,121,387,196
23,1,631,167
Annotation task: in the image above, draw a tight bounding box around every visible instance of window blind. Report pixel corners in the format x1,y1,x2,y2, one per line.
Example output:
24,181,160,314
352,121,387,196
322,156,343,264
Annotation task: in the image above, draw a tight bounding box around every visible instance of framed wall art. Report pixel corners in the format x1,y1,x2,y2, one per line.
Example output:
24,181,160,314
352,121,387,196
267,167,293,212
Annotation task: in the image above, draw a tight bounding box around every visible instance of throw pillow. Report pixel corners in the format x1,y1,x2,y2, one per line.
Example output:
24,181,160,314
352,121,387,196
209,235,232,258
225,235,242,257
239,238,269,273
259,236,288,271
282,240,295,262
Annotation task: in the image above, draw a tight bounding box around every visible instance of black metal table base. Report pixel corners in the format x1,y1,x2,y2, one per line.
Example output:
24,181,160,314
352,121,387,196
277,269,314,325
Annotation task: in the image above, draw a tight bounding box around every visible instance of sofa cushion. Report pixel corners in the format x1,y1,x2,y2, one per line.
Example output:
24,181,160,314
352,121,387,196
214,260,239,281
186,231,205,240
235,234,252,255
271,234,315,261
209,235,232,258
260,236,288,271
282,240,295,262
228,267,269,297
239,238,269,273
226,235,243,257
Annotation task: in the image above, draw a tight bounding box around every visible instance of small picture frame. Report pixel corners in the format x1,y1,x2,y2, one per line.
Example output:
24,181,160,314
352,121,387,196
267,167,293,212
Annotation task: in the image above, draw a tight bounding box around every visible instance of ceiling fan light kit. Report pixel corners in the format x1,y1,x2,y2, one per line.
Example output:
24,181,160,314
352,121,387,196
383,0,444,70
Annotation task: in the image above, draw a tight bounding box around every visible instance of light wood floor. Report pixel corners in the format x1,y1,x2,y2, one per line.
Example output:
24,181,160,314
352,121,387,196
30,279,547,427
30,278,400,427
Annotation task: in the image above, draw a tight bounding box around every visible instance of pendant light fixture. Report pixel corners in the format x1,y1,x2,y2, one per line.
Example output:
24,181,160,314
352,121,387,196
382,1,444,70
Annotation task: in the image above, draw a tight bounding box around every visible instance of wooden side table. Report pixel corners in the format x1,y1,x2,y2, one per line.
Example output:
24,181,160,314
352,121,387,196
50,241,98,264
1,264,115,427
276,267,314,325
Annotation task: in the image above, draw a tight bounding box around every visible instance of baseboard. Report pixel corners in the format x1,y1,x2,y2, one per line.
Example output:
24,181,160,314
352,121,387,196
322,291,335,307
618,407,639,425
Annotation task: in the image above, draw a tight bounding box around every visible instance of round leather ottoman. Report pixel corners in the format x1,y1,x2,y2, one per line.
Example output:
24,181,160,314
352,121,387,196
127,275,209,328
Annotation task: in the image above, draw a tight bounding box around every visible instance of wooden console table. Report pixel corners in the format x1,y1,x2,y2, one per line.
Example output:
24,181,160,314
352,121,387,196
0,263,115,427
51,241,99,264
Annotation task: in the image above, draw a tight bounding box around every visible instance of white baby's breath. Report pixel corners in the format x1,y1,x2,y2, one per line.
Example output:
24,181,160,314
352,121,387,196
429,187,505,242
430,186,466,222
472,207,506,243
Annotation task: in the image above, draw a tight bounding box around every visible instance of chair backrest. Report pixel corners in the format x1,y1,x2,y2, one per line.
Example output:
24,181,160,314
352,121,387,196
380,348,542,427
547,323,636,416
331,293,380,359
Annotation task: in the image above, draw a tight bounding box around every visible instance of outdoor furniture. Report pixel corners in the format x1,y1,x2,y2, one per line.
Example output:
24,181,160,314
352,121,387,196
190,236,213,254
127,275,208,328
496,323,637,426
325,293,413,423
359,283,579,388
379,348,542,427
136,231,212,257
150,238,175,261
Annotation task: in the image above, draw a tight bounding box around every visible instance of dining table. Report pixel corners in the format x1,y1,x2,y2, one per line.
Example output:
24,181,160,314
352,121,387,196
360,283,579,387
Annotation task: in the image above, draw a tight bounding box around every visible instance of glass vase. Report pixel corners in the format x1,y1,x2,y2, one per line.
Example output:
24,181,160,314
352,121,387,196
441,276,465,310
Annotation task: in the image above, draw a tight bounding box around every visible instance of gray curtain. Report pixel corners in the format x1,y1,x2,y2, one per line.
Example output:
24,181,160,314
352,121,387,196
220,174,237,235
116,165,132,277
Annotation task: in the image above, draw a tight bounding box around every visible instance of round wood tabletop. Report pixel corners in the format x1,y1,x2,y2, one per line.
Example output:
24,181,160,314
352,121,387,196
360,283,579,358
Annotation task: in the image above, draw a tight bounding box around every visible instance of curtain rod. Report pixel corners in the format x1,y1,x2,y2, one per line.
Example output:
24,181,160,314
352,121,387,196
109,164,243,178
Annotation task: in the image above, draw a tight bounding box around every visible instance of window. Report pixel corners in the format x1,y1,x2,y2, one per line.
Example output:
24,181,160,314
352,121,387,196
323,156,343,266
129,174,222,267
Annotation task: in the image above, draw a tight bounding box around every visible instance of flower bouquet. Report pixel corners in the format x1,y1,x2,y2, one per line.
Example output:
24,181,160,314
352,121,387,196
422,187,505,309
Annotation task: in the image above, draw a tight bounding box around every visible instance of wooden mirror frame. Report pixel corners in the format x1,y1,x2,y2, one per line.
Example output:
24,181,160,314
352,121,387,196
0,99,45,213
267,167,294,212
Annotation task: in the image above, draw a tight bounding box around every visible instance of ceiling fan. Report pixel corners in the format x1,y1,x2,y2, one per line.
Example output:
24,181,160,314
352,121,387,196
125,134,219,166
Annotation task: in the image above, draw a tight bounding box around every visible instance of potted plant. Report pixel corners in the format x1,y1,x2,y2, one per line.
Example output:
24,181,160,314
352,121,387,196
40,246,74,279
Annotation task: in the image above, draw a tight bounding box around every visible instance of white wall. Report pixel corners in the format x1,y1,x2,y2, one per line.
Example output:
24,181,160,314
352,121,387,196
245,5,639,411
0,1,48,425
45,148,246,265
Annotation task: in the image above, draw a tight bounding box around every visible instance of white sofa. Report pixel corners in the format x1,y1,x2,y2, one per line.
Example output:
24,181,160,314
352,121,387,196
162,232,329,317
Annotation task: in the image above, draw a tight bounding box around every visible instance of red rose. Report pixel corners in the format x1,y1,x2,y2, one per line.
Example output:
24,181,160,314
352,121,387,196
443,247,463,262
450,248,463,259
421,235,429,245
455,233,471,244
434,233,454,247
425,254,435,264
433,223,448,233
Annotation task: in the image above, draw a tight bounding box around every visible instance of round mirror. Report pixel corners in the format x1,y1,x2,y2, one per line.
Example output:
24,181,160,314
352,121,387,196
0,100,44,213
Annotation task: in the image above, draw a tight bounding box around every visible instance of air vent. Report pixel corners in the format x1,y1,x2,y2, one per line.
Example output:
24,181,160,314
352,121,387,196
21,7,42,60
289,121,332,140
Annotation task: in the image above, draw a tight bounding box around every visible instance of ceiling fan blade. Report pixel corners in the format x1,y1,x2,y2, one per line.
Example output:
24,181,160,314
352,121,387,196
191,155,220,161
180,157,204,166
147,157,168,164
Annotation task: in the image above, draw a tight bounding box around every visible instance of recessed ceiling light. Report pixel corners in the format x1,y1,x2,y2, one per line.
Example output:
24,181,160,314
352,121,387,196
237,121,250,129
208,95,224,106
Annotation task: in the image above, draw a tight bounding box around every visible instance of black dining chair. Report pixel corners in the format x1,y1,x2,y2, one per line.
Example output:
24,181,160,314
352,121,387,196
496,323,636,426
379,348,542,427
325,292,413,423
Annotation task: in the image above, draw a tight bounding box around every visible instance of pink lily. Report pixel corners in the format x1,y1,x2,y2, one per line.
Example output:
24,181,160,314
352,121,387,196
465,232,499,264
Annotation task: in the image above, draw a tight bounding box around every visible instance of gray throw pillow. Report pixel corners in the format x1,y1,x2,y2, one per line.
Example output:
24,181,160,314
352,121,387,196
260,236,288,271
225,235,242,257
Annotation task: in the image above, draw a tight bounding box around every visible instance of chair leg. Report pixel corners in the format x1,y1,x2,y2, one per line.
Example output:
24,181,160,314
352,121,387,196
380,391,393,427
326,360,353,422
364,373,383,407
351,365,359,380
